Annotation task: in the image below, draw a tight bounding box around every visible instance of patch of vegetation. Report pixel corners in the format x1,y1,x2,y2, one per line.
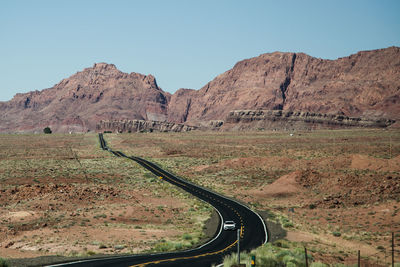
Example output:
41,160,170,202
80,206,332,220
0,258,9,267
182,233,192,240
223,240,364,267
153,241,175,252
223,241,313,267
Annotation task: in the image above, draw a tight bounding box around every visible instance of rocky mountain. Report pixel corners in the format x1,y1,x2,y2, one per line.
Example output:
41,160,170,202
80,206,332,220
0,47,399,132
0,63,170,132
168,46,400,124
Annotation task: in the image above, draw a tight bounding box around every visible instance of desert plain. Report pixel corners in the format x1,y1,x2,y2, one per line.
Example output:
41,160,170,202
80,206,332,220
0,129,399,266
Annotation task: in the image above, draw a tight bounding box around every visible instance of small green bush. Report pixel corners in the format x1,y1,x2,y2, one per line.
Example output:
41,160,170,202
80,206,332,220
174,243,183,250
274,239,290,248
283,221,294,228
332,231,341,237
282,254,299,265
154,242,174,252
87,250,96,256
276,249,291,260
182,233,192,240
43,127,52,134
0,258,9,267
257,256,279,266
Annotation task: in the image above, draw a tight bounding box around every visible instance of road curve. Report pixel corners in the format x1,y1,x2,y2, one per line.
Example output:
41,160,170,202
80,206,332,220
47,133,267,267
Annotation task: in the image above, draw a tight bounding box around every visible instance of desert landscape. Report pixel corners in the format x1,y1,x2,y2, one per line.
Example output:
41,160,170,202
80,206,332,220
1,3,399,264
0,129,399,266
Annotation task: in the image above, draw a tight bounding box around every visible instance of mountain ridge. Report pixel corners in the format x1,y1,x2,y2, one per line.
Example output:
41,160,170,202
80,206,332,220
0,47,399,132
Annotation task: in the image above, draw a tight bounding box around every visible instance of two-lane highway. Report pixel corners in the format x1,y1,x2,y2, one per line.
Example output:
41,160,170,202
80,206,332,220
48,134,267,267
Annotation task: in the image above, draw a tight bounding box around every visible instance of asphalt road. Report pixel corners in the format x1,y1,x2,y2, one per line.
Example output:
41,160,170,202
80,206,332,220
47,133,267,267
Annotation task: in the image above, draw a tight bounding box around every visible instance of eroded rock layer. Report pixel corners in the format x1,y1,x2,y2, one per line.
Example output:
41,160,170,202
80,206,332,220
96,120,197,133
222,110,395,131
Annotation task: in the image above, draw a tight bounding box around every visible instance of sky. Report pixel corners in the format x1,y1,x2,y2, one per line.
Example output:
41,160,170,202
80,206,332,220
1,0,399,101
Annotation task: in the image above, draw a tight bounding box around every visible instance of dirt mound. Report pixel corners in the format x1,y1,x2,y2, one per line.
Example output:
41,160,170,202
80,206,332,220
295,169,322,188
249,171,304,197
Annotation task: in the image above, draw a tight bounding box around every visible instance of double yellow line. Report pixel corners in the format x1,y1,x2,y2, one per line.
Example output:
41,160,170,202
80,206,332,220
129,240,238,267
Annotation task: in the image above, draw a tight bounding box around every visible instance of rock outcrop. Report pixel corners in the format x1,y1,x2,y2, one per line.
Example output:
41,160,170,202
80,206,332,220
222,110,396,131
96,119,197,133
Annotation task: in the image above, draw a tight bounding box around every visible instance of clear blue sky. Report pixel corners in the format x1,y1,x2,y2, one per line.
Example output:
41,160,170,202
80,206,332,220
1,0,399,101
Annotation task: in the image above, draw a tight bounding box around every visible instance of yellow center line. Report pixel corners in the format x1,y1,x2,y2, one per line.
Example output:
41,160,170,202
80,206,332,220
129,240,238,267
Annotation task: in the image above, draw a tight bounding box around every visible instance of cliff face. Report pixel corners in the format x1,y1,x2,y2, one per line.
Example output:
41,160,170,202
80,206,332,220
167,88,196,123
97,119,197,133
222,110,395,131
168,47,400,124
0,63,170,132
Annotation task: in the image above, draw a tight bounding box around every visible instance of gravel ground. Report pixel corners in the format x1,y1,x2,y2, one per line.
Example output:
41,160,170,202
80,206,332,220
258,210,287,242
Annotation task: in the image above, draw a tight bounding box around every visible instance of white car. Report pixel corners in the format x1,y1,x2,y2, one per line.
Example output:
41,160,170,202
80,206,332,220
223,221,236,230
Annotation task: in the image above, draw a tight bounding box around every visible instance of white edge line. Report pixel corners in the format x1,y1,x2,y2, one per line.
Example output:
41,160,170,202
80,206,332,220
196,199,224,250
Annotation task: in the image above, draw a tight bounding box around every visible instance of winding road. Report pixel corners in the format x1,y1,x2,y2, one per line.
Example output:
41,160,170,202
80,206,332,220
48,133,267,267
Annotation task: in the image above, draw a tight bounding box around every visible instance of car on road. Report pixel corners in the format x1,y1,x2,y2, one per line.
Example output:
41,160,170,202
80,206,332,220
223,220,236,230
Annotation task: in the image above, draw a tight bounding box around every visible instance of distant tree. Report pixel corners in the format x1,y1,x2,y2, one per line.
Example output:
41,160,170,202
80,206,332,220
43,127,52,134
